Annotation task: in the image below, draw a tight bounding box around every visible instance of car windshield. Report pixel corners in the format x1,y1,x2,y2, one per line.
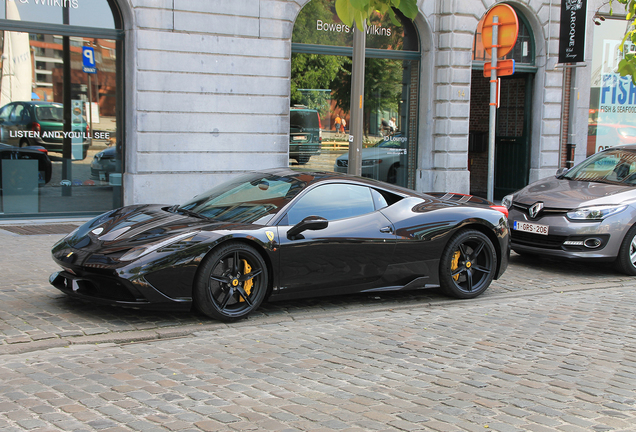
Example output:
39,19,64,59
290,110,318,129
563,148,636,185
35,105,63,122
178,172,307,224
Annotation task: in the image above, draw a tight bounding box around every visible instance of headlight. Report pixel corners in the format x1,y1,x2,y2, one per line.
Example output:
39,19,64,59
362,159,381,166
501,194,513,209
566,205,627,221
119,231,199,262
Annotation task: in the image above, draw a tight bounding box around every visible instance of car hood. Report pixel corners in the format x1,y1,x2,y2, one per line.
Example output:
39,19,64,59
513,176,636,209
58,204,253,251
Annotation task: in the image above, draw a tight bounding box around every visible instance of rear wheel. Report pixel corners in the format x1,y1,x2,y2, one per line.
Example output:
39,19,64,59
386,164,398,183
296,155,310,165
614,225,636,275
439,229,497,298
194,243,269,322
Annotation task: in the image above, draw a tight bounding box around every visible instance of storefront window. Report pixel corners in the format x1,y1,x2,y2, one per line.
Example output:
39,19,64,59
290,0,420,189
1,0,116,29
588,17,636,156
0,0,122,218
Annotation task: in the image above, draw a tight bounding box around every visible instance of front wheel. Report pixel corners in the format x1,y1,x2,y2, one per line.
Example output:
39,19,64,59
614,225,636,275
194,242,269,322
439,229,497,298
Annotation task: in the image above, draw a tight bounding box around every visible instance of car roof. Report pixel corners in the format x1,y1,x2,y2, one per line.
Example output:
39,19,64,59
31,102,62,107
604,144,636,151
251,167,421,197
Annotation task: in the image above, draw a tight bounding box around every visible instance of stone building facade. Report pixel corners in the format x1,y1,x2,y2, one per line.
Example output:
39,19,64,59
0,0,613,218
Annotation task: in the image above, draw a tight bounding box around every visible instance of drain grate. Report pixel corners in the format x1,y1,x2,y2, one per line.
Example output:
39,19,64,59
0,224,79,235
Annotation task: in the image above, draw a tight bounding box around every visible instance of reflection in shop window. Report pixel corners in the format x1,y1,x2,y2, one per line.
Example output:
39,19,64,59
290,0,420,189
1,0,116,29
0,31,120,216
588,18,636,156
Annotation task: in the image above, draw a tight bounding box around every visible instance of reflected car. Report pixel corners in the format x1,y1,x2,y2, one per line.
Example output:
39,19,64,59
0,101,91,159
289,106,322,165
334,134,407,183
587,123,636,155
503,144,636,275
90,146,118,181
0,142,52,187
50,168,510,322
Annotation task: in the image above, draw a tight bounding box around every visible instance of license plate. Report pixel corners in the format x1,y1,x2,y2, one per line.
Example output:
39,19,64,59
293,135,307,141
513,221,549,235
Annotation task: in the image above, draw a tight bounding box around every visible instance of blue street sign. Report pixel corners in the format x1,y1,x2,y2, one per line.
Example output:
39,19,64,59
82,46,97,74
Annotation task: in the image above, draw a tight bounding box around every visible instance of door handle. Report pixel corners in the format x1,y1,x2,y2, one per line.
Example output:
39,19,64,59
380,226,393,233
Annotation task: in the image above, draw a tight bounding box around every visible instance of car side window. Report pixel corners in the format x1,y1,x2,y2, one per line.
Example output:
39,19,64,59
10,104,23,122
20,106,32,122
285,184,376,225
0,104,14,121
371,189,388,210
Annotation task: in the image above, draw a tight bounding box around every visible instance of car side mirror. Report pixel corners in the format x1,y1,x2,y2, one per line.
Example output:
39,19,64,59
555,167,569,177
287,216,328,240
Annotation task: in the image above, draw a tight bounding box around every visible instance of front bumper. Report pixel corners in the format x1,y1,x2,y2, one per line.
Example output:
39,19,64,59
289,143,321,156
49,270,192,311
508,206,635,261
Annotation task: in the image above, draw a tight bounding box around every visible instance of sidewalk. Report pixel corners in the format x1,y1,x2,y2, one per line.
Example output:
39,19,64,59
2,224,635,355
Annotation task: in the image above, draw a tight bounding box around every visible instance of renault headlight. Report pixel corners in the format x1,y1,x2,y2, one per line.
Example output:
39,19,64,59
501,194,514,209
566,205,627,221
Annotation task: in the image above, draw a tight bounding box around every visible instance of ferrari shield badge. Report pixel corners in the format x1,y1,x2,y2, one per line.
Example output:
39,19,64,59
266,231,275,241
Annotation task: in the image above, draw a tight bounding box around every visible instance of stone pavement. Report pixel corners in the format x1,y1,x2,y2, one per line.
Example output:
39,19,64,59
1,226,636,431
1,225,635,355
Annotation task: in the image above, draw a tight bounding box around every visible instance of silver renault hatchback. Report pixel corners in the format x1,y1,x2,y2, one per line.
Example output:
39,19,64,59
502,145,636,275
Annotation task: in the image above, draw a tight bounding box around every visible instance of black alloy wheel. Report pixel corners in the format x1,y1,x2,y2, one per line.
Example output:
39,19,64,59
439,229,497,298
194,242,268,322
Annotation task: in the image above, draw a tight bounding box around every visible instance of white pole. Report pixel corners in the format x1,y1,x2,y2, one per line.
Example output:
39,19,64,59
487,16,499,202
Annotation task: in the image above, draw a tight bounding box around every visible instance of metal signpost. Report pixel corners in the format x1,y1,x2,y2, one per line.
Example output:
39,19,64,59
82,46,97,141
481,4,519,202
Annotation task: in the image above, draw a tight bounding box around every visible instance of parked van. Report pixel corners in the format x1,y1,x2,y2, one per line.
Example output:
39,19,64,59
289,106,322,164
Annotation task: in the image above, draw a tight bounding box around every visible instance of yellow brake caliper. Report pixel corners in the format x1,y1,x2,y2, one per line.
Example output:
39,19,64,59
451,251,460,281
239,259,253,302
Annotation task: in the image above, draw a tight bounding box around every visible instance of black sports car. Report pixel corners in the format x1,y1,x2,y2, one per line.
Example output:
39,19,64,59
50,168,510,322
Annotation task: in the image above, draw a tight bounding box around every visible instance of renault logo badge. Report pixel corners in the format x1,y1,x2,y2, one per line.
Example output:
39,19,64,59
529,202,544,219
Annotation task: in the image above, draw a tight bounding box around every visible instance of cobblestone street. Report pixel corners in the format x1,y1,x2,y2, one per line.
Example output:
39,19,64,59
1,228,635,431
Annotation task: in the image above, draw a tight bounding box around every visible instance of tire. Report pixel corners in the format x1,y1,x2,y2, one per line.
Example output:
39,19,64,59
194,242,269,322
614,225,636,276
297,155,310,165
386,164,398,184
439,229,497,298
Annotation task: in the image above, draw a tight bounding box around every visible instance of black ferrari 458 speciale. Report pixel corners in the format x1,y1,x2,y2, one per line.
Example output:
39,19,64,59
50,168,510,322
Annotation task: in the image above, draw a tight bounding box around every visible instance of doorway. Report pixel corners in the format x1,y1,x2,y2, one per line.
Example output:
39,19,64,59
470,4,536,200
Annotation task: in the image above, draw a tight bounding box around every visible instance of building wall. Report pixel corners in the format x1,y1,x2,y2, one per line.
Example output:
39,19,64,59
119,0,567,205
123,0,296,204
